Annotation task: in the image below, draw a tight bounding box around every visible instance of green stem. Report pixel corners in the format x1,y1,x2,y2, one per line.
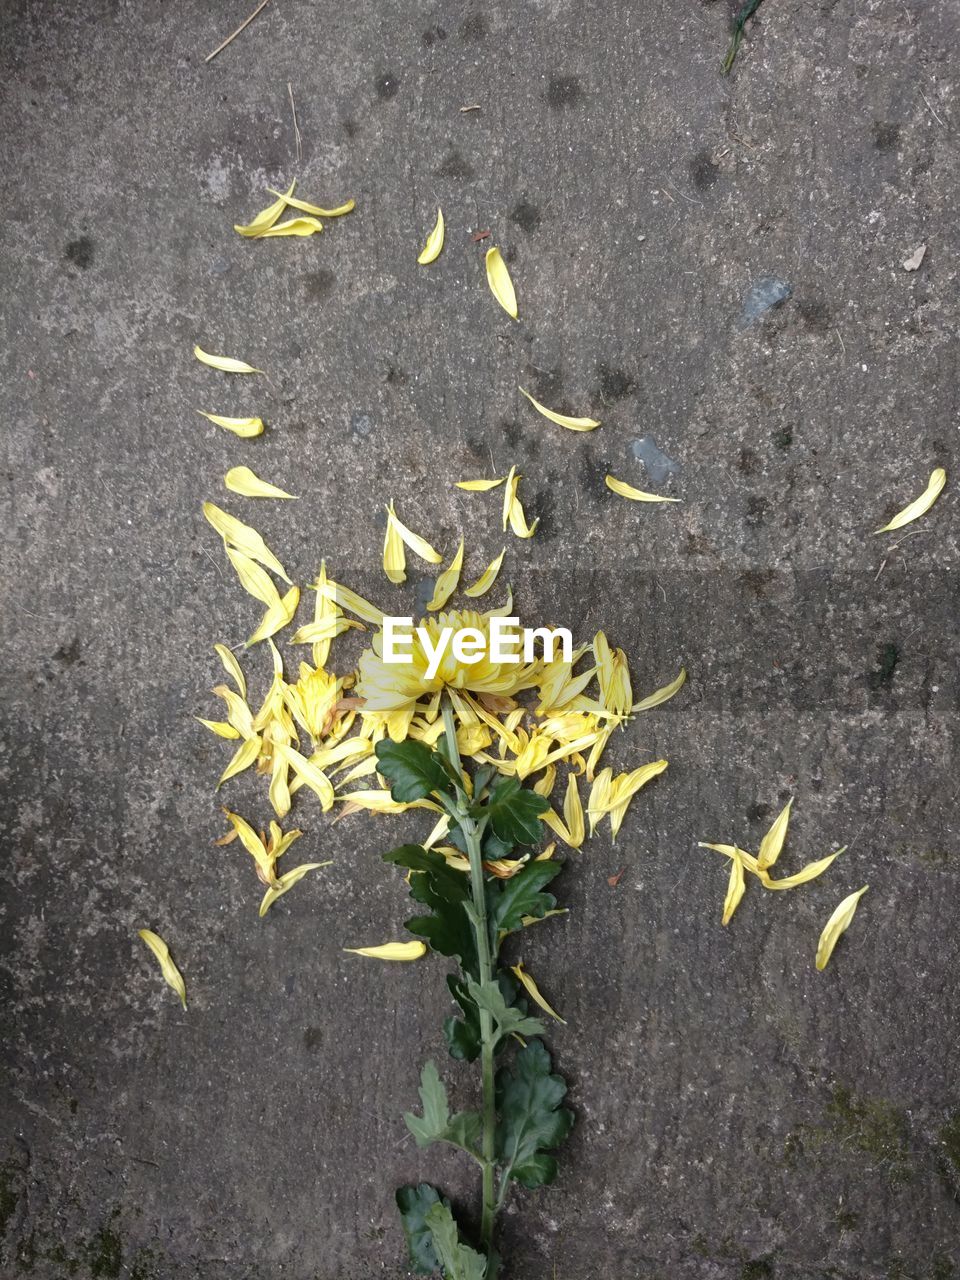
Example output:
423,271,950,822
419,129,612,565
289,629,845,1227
441,698,499,1274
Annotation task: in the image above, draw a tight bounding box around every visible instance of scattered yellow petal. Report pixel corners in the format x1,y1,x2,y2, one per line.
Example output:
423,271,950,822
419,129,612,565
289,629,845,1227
267,188,356,217
562,772,585,849
344,940,427,961
203,502,292,583
274,742,335,810
632,668,687,712
315,577,384,625
463,548,506,598
196,411,265,438
220,808,279,886
138,929,187,1009
757,799,793,872
605,475,681,503
511,962,567,1023
455,477,506,492
389,503,443,563
874,467,946,533
226,546,282,607
761,848,845,891
418,208,445,265
196,717,241,739
485,246,518,319
259,862,333,917
699,842,762,877
247,585,300,646
427,539,464,610
519,387,600,432
722,847,746,925
225,467,297,500
213,643,246,699
193,345,263,374
234,181,296,236
217,734,263,787
816,886,869,970
256,216,324,238
383,503,407,584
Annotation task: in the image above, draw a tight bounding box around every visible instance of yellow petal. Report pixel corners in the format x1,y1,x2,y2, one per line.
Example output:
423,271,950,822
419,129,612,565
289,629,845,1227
562,772,585,848
196,716,241,739
255,216,324,238
315,578,384,626
502,466,517,532
246,585,300,646
605,475,681,503
196,411,265,438
343,941,427,961
275,743,335,810
485,246,518,319
290,616,363,644
193,345,263,374
224,467,297,500
259,862,333,917
389,502,443,563
508,494,539,539
761,848,845,891
217,734,262,787
757,798,793,872
427,539,464,610
383,505,406,584
519,387,600,432
220,807,277,885
266,188,355,217
463,548,506,598
226,546,282,607
213,643,247,699
212,683,255,739
234,181,296,236
418,207,444,265
511,962,566,1023
455,477,506,491
202,502,292,583
874,467,946,533
698,842,762,877
138,929,187,1009
632,668,687,712
722,847,746,925
816,885,869,970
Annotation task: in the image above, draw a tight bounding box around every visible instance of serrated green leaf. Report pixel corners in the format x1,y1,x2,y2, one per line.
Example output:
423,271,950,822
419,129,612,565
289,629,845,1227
424,1202,489,1280
385,845,471,903
491,861,562,937
375,738,451,802
386,845,478,974
444,972,522,1062
468,978,545,1043
403,1061,483,1157
396,1183,446,1274
486,775,550,845
496,1039,573,1189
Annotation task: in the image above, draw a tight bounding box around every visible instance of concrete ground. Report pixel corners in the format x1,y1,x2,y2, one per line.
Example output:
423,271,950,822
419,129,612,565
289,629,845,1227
2,0,959,1276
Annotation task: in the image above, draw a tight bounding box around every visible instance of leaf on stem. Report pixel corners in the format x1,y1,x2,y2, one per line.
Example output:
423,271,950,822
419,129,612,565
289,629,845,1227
467,978,545,1043
495,1039,574,1188
403,1060,483,1157
375,738,451,802
396,1183,447,1275
424,1202,489,1280
486,775,550,845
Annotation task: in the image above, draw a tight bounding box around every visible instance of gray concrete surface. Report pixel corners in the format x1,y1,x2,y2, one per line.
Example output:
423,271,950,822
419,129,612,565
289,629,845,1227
2,0,959,1276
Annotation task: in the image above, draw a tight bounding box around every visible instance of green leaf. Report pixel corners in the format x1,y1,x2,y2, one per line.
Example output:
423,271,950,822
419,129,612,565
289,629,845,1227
396,1183,446,1274
403,1061,482,1157
375,738,451,803
444,972,522,1062
468,978,545,1044
424,1202,488,1280
385,846,478,975
485,775,550,845
491,861,562,936
496,1039,574,1189
385,845,471,903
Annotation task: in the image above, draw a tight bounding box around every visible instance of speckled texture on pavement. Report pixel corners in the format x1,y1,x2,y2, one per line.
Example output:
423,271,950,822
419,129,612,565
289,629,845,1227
2,1,959,1277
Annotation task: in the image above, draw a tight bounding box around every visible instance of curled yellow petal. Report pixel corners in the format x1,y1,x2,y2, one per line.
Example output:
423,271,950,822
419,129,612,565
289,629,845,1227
605,475,681,503
246,585,299,647
274,742,335,810
256,216,324,238
485,246,518,319
226,546,282,607
757,798,793,872
234,181,296,236
193,345,263,374
344,940,427,961
632,667,687,712
217,734,262,787
511,962,567,1023
214,643,246,699
874,467,946,533
816,885,869,970
562,772,585,848
463,548,506,598
722,847,746,925
383,504,406,585
761,848,845,891
519,387,600,432
699,842,762,877
220,807,278,886
196,716,241,739
455,477,506,491
259,862,333,917
267,188,355,217
225,467,297,500
418,207,444,265
138,929,187,1009
196,411,265,438
389,502,443,563
203,502,292,583
427,539,463,610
